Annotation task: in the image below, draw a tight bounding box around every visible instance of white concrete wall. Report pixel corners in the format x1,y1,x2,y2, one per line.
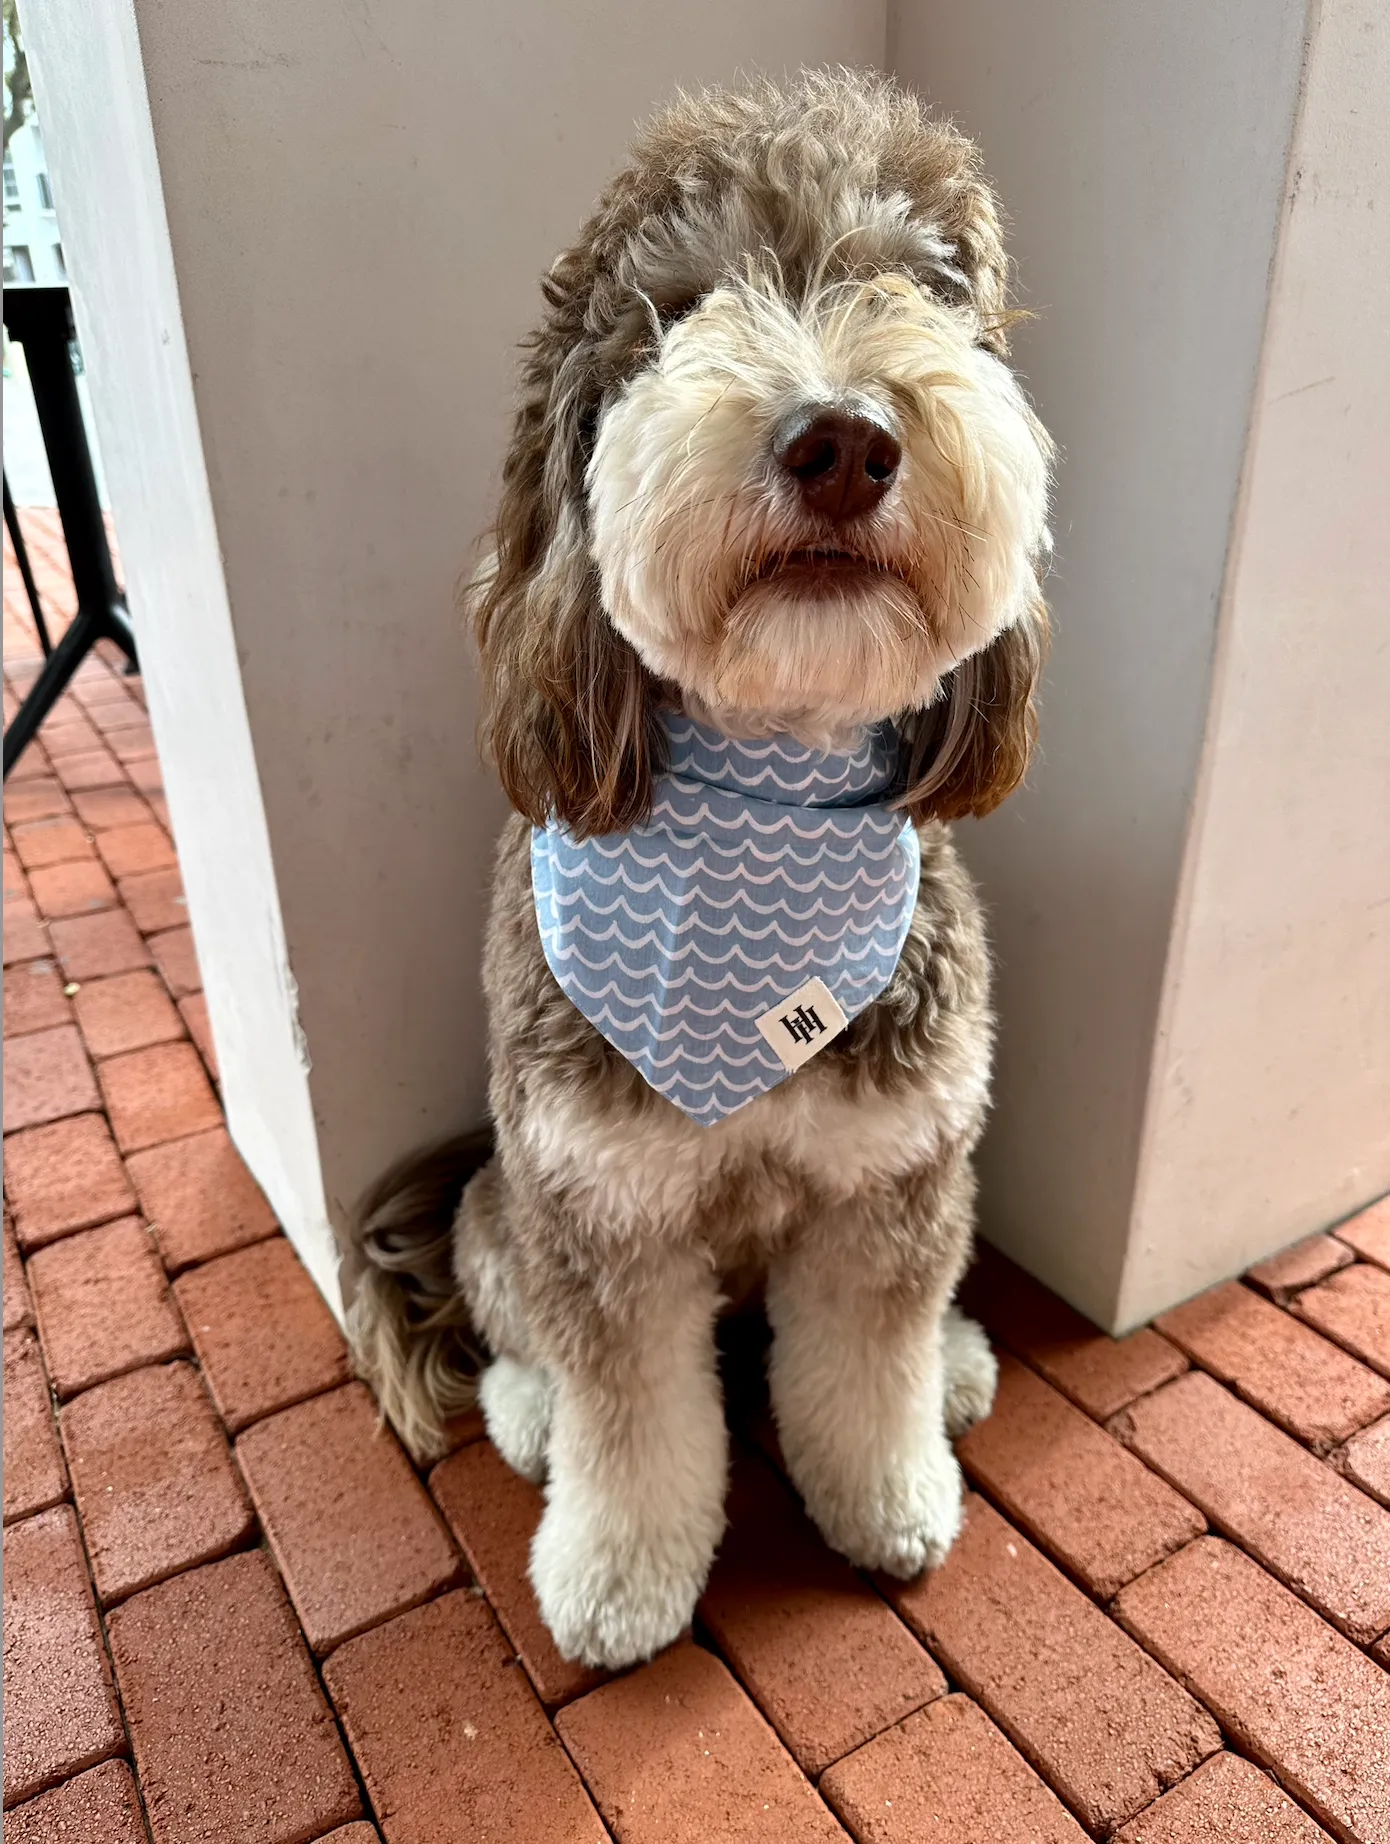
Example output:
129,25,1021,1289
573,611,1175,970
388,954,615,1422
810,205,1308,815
890,0,1314,1324
22,0,341,1304
1122,0,1390,1325
25,0,886,1301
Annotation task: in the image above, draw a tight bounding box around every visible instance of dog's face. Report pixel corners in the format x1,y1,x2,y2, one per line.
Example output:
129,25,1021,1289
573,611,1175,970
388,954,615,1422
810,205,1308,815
476,72,1054,835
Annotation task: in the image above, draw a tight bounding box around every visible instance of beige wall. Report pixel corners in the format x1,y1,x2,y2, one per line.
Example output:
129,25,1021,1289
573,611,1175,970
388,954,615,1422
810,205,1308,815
1122,0,1390,1325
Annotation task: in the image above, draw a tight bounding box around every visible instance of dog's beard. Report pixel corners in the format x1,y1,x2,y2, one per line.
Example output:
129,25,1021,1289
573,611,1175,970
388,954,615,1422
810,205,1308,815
702,571,944,745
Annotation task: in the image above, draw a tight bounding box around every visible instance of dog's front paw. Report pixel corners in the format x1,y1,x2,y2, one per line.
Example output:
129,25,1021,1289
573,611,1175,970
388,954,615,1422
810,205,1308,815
479,1356,553,1485
805,1443,964,1579
529,1499,704,1669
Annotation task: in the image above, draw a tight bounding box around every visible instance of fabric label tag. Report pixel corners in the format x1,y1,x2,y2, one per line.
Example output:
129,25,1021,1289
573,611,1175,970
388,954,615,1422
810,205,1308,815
755,976,849,1073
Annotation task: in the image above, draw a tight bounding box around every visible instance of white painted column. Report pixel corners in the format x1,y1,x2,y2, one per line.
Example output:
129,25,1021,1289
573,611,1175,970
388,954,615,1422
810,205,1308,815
892,0,1390,1326
24,0,886,1311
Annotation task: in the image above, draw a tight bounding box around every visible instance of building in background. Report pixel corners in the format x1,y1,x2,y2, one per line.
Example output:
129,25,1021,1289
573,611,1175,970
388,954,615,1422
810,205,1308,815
3,0,63,284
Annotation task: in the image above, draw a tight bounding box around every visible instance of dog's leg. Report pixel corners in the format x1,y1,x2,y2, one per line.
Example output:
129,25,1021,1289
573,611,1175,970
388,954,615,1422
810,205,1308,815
478,1355,553,1484
528,1246,727,1670
941,1303,998,1438
766,1181,970,1578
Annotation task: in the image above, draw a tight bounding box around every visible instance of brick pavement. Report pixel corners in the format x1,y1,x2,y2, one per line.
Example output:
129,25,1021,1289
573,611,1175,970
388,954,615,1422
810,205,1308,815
5,505,1390,1841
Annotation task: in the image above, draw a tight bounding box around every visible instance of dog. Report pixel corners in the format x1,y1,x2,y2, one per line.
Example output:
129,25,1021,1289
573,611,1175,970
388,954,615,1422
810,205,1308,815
351,68,1053,1670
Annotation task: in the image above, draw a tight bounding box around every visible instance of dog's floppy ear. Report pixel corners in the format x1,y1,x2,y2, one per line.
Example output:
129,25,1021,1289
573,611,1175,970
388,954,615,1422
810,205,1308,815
897,583,1048,824
471,249,663,838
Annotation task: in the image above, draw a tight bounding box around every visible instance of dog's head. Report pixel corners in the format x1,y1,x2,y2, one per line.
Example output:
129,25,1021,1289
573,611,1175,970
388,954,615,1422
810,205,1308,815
475,70,1053,836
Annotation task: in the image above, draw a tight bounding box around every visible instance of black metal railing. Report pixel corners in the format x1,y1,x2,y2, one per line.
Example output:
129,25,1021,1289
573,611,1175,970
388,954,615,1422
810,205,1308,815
3,284,137,776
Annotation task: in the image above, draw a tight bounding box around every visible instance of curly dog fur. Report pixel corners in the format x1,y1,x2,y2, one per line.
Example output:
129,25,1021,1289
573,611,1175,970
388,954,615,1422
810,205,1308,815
352,68,1053,1669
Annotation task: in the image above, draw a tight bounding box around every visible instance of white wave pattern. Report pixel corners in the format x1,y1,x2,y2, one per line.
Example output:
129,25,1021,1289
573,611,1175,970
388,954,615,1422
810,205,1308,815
533,713,919,1125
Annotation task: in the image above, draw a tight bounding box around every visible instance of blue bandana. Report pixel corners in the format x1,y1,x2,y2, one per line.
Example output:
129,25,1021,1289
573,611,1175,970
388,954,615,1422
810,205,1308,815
532,714,920,1126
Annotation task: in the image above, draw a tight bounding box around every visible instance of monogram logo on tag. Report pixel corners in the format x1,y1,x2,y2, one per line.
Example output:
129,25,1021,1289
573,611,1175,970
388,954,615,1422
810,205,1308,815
756,976,848,1073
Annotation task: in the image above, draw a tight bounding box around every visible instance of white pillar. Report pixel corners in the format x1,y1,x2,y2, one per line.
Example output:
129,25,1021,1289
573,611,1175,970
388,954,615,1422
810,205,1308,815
24,1,887,1311
891,0,1390,1326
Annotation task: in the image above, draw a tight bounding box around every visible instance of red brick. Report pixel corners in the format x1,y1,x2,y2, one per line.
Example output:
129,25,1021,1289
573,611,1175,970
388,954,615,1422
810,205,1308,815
84,692,144,732
120,865,188,933
4,1112,137,1248
133,1142,268,1281
2,896,49,964
29,1216,187,1398
179,991,218,1076
2,1022,100,1132
71,783,154,830
3,1759,149,1844
1156,1279,1390,1450
1114,1751,1335,1842
4,1217,32,1329
99,1041,220,1152
42,712,103,755
107,720,158,764
885,1494,1220,1834
50,906,152,979
62,1360,254,1604
3,955,72,1036
1116,1537,1390,1844
237,1382,459,1653
821,1692,1088,1844
1298,1262,1390,1379
51,746,124,791
960,1241,1188,1419
174,1236,349,1431
1247,1233,1358,1303
127,1126,276,1271
109,1550,361,1844
6,740,52,782
1113,1368,1390,1645
1336,1196,1390,1270
696,1449,945,1773
148,925,201,997
2,1505,124,1807
430,1438,607,1709
10,814,93,869
3,847,28,901
3,775,71,823
128,756,163,796
326,1589,606,1844
96,821,176,878
73,968,184,1059
958,1353,1203,1599
27,856,117,918
1335,1413,1390,1511
557,1640,845,1843
3,1327,68,1523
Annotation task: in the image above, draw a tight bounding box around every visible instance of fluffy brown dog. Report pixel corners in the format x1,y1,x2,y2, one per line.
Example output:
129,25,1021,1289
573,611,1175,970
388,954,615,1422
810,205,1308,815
352,68,1053,1669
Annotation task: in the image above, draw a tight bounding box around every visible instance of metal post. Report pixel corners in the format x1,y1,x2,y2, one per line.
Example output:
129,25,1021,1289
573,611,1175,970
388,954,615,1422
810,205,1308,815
2,286,137,778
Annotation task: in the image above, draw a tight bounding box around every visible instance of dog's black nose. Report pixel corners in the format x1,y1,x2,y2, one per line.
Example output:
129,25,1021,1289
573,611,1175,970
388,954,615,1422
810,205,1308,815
772,405,901,523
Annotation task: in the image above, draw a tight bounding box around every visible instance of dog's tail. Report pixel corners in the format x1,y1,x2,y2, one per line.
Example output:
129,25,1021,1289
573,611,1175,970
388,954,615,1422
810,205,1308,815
348,1127,492,1462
